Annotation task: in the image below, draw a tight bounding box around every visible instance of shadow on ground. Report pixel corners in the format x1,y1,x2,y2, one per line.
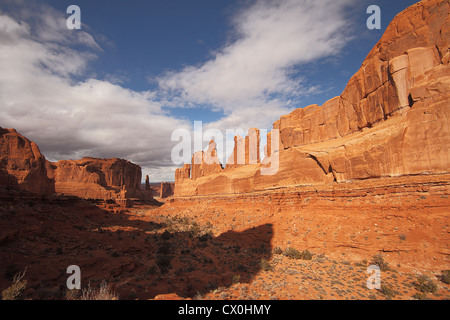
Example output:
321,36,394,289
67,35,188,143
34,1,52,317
0,189,273,299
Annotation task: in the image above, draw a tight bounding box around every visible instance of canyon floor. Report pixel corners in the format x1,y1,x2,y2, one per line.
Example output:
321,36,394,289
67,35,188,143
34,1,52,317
0,174,449,300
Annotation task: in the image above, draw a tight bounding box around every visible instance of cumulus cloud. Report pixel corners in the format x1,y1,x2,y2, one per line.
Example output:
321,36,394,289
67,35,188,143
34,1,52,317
0,3,189,182
0,0,356,181
158,0,356,131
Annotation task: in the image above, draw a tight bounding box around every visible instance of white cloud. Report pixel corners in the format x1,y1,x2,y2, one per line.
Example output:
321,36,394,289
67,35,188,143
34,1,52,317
0,4,188,182
0,0,356,181
157,0,355,163
158,0,355,124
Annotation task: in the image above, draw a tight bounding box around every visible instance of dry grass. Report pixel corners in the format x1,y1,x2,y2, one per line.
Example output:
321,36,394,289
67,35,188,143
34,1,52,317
1,268,28,300
80,280,119,300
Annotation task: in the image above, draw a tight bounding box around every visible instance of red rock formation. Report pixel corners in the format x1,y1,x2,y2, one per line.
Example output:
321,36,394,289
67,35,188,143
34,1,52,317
174,164,191,196
145,175,151,190
246,128,260,165
188,140,223,181
225,135,245,170
174,0,450,196
50,157,152,200
0,128,54,195
225,128,261,170
160,182,175,199
158,174,450,272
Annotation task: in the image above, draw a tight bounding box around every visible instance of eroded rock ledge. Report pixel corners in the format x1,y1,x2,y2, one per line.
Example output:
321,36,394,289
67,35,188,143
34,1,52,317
0,128,152,201
174,0,450,197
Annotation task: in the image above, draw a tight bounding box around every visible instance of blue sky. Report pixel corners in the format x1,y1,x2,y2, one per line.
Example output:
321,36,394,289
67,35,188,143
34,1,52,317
0,0,419,181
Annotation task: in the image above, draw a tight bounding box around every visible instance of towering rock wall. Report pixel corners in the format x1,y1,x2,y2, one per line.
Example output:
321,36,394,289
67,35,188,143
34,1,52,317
174,0,450,197
0,128,152,200
145,175,151,191
225,128,261,170
160,182,175,199
50,157,152,200
0,128,55,195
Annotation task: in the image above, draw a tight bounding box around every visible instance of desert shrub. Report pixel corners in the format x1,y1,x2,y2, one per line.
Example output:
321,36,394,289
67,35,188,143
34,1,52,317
370,253,390,271
412,292,428,300
193,292,203,300
440,270,450,284
65,289,81,300
272,247,283,255
301,250,313,260
282,247,313,260
80,281,118,300
219,292,229,299
399,234,407,241
1,268,27,300
198,232,212,242
231,274,240,284
260,258,273,272
378,283,398,299
414,275,437,293
156,255,172,274
282,247,303,259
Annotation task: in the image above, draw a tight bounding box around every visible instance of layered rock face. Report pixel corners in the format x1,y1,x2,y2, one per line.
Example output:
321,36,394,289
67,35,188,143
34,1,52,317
160,182,175,199
174,0,450,196
159,174,450,271
49,157,152,200
0,128,54,195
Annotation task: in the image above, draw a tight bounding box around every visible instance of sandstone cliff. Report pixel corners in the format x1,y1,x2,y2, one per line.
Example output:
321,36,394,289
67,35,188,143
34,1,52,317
49,157,152,200
174,0,450,196
0,127,152,200
0,128,54,195
160,182,175,199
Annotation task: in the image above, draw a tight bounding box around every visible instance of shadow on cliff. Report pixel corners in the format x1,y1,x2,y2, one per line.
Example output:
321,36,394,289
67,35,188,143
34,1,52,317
0,191,273,300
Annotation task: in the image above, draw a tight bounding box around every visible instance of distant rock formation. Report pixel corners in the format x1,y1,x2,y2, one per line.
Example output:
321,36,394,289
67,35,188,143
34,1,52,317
0,127,152,201
0,128,55,195
174,0,450,196
145,175,151,190
49,157,152,200
160,182,175,199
